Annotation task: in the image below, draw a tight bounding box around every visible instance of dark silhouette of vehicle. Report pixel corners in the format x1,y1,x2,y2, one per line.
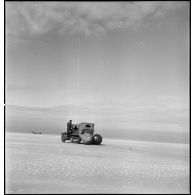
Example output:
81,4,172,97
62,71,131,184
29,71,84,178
32,131,42,134
61,120,102,145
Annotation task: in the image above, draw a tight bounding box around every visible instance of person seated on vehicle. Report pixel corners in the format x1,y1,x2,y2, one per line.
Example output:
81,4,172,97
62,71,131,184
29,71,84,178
67,120,72,135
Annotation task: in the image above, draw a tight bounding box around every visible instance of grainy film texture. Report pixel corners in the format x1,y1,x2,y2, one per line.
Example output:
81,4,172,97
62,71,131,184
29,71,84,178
5,1,189,194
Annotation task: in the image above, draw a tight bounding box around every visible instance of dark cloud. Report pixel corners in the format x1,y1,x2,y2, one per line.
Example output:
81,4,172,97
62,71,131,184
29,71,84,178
6,2,186,37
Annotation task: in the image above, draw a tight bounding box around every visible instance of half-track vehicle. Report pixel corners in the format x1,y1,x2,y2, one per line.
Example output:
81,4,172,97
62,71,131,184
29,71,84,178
61,120,102,145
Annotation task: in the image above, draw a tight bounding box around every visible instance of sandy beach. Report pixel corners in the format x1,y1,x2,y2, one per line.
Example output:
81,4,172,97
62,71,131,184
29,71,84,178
5,132,189,194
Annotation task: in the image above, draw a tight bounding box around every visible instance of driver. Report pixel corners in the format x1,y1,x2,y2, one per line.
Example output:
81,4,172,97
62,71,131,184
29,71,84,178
67,120,72,135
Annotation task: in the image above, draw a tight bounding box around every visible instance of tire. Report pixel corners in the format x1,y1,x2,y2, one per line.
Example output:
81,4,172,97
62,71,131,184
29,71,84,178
76,138,81,144
82,133,93,145
61,136,66,143
93,134,102,145
70,137,74,143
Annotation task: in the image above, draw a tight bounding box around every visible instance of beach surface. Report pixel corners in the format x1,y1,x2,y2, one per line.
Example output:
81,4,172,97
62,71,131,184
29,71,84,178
6,132,189,194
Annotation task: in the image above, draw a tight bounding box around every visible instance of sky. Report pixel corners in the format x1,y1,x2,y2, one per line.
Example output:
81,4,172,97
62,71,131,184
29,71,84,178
5,2,190,142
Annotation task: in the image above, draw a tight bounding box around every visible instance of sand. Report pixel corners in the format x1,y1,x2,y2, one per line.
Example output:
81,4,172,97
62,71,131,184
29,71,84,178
5,132,189,194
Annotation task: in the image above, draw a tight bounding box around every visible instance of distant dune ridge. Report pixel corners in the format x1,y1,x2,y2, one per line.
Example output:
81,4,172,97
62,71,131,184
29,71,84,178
6,104,189,144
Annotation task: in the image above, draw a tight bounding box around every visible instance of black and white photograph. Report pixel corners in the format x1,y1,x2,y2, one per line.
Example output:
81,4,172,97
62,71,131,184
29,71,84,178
5,1,190,194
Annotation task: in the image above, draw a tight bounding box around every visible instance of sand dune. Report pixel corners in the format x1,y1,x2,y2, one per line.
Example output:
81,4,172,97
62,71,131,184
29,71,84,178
6,133,189,194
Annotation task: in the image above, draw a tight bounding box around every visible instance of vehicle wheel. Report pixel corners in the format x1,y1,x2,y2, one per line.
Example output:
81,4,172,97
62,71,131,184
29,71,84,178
76,138,81,144
82,133,93,145
61,136,66,142
93,134,102,145
70,137,74,143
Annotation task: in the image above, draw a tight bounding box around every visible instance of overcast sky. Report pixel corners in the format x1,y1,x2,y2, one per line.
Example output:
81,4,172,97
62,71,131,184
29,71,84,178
5,2,189,139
